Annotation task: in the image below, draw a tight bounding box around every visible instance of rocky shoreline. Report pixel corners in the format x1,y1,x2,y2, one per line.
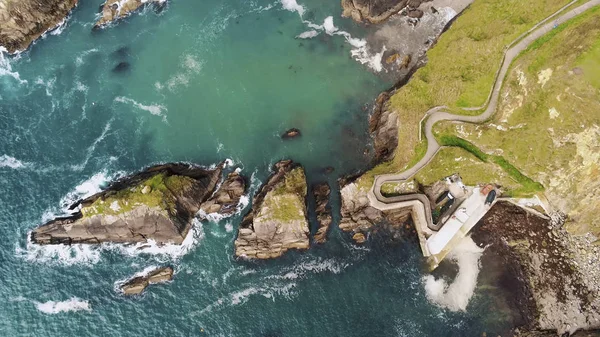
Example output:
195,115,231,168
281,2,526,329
0,0,78,54
95,0,166,29
32,163,244,245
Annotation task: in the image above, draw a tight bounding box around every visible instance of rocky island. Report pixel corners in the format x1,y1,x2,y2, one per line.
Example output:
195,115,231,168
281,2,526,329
32,163,245,245
0,0,78,54
119,266,174,295
234,160,310,259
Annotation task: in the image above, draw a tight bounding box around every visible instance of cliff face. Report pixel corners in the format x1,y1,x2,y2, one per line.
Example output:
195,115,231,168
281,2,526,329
234,160,309,259
0,0,79,54
31,163,237,245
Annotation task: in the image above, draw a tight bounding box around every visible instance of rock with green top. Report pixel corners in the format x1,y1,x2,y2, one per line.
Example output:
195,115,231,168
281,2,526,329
31,163,225,245
235,160,309,259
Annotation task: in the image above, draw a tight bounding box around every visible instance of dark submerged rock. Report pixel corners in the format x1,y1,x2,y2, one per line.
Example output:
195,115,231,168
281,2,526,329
112,62,131,73
281,128,301,139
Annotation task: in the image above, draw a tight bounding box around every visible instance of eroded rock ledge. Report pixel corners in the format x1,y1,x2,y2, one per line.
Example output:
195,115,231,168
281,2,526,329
119,266,174,295
0,0,79,54
32,163,244,245
235,160,309,259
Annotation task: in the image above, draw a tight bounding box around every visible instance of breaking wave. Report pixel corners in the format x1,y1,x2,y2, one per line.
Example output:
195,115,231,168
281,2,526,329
0,155,28,169
423,236,484,312
35,297,91,314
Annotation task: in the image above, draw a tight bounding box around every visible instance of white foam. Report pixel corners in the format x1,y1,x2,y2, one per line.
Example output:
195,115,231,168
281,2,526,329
34,77,56,96
280,0,305,16
296,30,319,39
322,16,337,34
60,170,113,211
224,222,234,233
423,236,484,312
0,47,27,84
49,18,68,36
0,155,26,169
35,297,91,314
71,119,113,172
115,96,167,121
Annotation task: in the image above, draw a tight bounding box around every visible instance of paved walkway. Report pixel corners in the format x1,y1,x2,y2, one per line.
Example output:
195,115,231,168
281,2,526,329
368,0,600,226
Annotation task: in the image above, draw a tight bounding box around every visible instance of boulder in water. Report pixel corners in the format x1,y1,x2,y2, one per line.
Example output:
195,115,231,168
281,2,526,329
281,128,301,139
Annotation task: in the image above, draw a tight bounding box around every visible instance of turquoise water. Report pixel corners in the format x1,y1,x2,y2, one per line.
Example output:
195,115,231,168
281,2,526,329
0,0,515,335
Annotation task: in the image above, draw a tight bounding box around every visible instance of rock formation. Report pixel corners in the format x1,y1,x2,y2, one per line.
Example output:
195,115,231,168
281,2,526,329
473,202,600,335
31,163,242,245
0,0,79,54
369,92,398,163
199,171,246,218
119,266,174,295
339,177,412,244
95,0,165,28
312,182,332,244
235,160,309,259
341,0,429,24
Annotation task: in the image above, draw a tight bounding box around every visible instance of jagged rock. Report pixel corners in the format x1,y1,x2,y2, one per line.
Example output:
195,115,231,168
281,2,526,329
95,0,165,28
31,163,233,245
0,0,79,54
199,171,246,218
234,160,309,259
369,92,398,163
313,182,332,244
120,266,174,295
281,128,301,139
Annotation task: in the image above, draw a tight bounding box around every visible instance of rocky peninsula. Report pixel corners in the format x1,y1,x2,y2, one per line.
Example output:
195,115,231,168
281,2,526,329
0,0,78,54
32,163,245,245
234,160,310,259
119,266,174,295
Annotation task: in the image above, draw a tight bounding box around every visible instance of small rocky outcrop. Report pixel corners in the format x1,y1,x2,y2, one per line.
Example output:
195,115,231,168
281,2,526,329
95,0,165,28
31,163,238,245
235,160,309,259
281,128,301,139
199,171,246,218
369,92,398,163
119,266,173,295
312,182,332,244
473,202,600,335
0,0,79,54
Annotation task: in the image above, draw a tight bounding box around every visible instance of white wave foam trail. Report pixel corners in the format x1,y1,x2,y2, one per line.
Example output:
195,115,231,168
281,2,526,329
280,0,305,15
423,236,484,312
296,30,319,39
35,297,91,314
0,155,27,169
0,47,27,84
115,96,167,121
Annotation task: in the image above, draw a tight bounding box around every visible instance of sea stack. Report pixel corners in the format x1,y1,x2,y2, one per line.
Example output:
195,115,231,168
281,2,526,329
234,160,309,259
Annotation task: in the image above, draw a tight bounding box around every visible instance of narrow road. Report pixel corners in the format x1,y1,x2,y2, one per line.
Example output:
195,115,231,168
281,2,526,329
368,0,599,223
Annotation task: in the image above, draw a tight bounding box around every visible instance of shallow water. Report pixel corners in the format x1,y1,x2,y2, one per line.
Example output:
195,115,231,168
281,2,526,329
1,0,515,335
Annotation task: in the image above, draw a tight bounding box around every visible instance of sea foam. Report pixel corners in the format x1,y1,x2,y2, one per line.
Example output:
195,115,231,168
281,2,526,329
0,155,27,169
115,96,167,121
0,47,27,84
35,297,91,314
423,236,484,312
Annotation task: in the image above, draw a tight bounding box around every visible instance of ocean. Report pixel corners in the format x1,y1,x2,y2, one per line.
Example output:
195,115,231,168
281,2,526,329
0,0,516,335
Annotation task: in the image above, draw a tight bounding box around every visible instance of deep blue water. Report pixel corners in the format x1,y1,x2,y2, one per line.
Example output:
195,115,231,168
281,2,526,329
0,0,515,336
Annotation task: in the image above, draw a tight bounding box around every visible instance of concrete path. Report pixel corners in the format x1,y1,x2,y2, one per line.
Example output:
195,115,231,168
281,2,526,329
368,0,600,224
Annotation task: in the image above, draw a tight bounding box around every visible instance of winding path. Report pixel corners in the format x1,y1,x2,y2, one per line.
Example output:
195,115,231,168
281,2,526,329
367,0,600,226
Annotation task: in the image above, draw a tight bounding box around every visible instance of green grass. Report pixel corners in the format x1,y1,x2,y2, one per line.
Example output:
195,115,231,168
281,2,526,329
262,167,307,222
81,173,196,217
375,0,572,171
437,135,544,195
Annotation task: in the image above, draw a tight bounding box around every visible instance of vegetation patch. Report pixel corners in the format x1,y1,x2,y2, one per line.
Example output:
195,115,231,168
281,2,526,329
81,173,196,217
